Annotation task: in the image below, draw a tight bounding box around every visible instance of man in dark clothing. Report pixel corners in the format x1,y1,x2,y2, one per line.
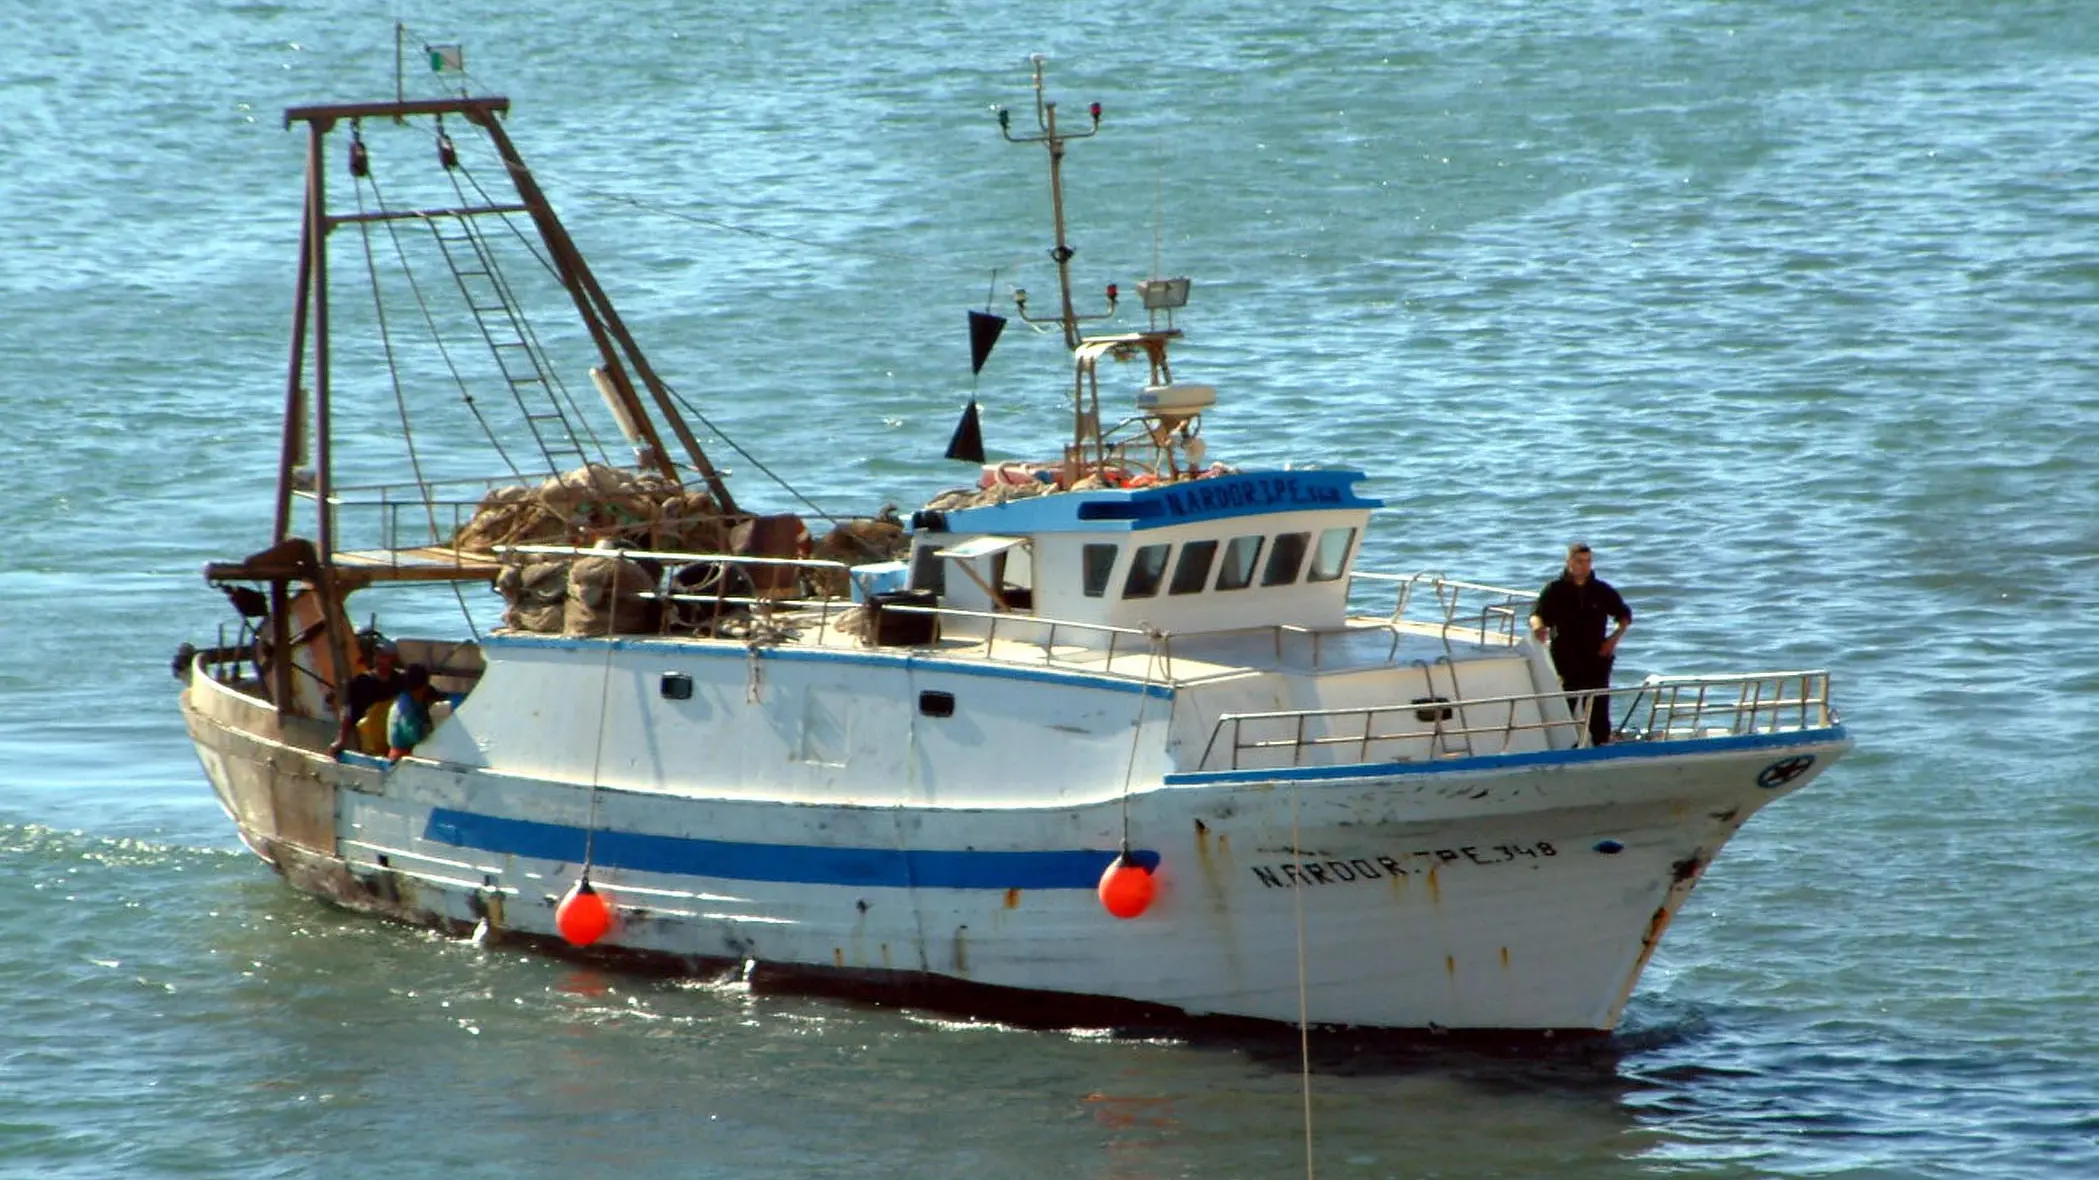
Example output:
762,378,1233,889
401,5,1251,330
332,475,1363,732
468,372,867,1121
1529,542,1633,747
329,638,405,758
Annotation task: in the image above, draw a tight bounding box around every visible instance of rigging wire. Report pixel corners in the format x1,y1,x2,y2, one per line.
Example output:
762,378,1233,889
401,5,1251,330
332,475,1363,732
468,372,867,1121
349,161,441,548
579,597,621,884
1291,786,1317,1180
374,55,1068,526
358,174,530,483
657,380,842,525
354,156,491,643
440,159,618,472
380,111,624,475
426,123,859,514
1115,629,1169,853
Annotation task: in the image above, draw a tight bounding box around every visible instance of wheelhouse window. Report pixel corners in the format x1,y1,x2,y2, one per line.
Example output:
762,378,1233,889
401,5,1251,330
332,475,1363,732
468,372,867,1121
1169,540,1218,595
1262,532,1310,586
1081,543,1119,598
1122,543,1171,598
1308,527,1356,582
1217,535,1263,591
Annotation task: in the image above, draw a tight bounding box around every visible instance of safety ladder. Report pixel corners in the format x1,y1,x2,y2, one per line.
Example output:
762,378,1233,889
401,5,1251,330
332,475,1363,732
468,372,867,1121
1415,656,1476,758
426,213,593,476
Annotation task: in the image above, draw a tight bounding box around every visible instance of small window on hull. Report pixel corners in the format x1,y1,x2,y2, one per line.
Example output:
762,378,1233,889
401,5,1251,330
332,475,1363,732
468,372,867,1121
1217,535,1263,591
1263,532,1310,586
1123,544,1171,598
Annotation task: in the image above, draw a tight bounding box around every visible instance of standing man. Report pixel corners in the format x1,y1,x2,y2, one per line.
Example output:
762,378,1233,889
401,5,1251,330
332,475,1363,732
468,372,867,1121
1529,542,1633,747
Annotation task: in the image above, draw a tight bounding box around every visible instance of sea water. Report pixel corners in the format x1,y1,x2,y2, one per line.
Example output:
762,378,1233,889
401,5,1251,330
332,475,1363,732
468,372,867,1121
2,1,2096,1176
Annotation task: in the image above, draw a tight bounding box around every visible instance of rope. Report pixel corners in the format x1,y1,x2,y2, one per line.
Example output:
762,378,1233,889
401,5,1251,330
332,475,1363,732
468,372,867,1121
440,160,618,468
660,381,844,526
1114,628,1169,852
350,165,441,546
362,188,532,483
449,580,484,644
580,588,622,876
431,132,838,520
1291,784,1316,1180
364,98,1043,525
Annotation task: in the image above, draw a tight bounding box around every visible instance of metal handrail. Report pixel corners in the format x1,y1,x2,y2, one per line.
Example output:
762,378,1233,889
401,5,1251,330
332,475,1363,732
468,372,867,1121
1195,668,1838,771
504,544,850,572
1198,687,1590,771
1619,670,1837,738
497,543,1171,677
859,602,1165,674
1350,571,1535,650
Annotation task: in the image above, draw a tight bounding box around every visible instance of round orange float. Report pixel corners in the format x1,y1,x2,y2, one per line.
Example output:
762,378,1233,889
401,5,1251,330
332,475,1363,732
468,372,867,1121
1096,854,1157,919
556,878,613,947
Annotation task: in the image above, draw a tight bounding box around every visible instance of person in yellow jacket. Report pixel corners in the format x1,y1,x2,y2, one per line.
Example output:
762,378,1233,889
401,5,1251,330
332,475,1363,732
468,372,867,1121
329,638,404,758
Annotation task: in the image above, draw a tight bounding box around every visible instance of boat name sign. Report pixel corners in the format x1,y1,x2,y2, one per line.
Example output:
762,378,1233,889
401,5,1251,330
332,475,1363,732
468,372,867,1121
1248,841,1560,890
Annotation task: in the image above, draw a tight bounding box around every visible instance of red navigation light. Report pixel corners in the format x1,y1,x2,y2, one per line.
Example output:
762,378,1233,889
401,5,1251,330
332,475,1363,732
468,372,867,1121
1106,283,1119,303
1089,102,1102,124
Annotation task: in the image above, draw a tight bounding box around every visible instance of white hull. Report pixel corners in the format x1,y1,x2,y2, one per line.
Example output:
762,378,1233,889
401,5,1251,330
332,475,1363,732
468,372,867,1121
182,637,1848,1032
185,88,1851,1033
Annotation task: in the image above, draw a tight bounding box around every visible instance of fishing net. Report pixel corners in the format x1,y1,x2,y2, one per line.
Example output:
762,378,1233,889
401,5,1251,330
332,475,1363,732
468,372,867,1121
449,463,729,555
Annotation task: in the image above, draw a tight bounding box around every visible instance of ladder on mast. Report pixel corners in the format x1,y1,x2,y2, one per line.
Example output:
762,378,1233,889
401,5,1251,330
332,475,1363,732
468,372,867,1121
426,213,594,476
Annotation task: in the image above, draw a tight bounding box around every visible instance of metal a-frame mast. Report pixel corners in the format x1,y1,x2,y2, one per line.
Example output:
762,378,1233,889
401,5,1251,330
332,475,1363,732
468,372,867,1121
216,95,743,708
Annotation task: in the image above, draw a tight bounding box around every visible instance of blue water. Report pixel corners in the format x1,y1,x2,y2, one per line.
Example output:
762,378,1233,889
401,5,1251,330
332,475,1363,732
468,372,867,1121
4,1,2098,1175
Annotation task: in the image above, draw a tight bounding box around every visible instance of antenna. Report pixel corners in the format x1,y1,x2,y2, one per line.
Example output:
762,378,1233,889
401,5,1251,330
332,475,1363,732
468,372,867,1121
992,56,1118,350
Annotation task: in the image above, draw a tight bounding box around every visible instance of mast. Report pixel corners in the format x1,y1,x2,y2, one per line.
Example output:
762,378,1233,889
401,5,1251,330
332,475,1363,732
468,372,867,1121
990,59,1200,483
277,97,734,515
996,56,1118,351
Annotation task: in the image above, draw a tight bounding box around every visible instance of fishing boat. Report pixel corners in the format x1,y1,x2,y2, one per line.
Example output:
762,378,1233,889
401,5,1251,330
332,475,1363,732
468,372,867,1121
177,59,1851,1034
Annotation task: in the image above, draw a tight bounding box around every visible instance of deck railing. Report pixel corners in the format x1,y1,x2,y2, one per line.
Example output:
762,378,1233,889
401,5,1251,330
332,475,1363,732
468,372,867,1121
1348,571,1534,650
495,545,1170,679
871,601,1164,671
1195,669,1837,771
1196,687,1586,770
1615,671,1838,740
296,472,525,563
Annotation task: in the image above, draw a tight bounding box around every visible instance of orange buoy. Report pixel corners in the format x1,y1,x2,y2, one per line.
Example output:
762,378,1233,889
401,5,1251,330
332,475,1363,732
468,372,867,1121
556,877,613,947
1097,854,1157,920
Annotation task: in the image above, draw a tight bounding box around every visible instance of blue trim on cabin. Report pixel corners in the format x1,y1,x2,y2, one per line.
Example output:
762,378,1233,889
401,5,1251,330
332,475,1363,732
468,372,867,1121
482,633,1176,700
1162,725,1853,786
938,469,1382,535
421,808,1161,890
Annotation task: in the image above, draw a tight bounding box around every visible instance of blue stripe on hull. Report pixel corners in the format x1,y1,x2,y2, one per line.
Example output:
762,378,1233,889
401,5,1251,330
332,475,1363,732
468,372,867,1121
423,808,1158,890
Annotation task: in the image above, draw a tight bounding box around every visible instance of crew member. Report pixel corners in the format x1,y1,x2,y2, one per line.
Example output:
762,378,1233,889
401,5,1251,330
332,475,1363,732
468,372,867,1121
1529,542,1632,747
330,637,404,758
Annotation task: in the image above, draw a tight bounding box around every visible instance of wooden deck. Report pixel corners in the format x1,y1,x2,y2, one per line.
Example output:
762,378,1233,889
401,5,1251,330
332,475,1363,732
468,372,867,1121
332,546,503,583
